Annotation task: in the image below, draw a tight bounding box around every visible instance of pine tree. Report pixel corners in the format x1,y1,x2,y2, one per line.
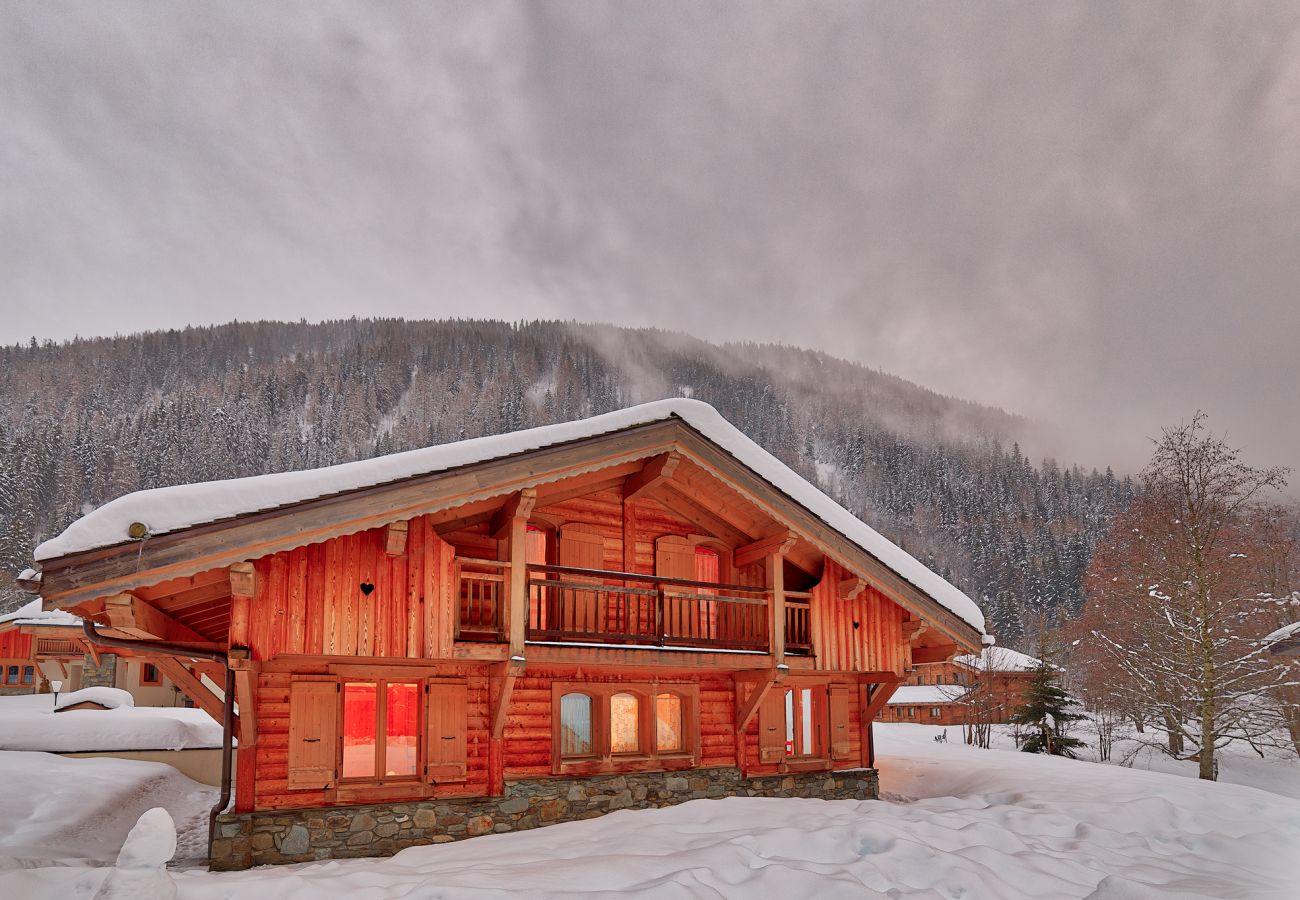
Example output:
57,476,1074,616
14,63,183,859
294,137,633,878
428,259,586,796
1010,630,1086,757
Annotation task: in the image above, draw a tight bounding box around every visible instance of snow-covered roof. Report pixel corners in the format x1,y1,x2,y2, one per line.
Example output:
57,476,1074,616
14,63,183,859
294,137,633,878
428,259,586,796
33,399,985,636
887,685,970,705
1263,621,1300,645
0,597,81,629
54,687,134,711
953,647,1041,672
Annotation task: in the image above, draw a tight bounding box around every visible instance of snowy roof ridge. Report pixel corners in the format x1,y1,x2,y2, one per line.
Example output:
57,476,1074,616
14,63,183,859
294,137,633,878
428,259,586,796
34,398,986,635
952,646,1041,672
0,597,82,629
887,685,970,704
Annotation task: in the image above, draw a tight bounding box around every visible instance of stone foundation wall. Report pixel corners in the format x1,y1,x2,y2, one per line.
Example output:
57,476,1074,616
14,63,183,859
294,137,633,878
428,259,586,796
212,767,878,870
79,653,117,689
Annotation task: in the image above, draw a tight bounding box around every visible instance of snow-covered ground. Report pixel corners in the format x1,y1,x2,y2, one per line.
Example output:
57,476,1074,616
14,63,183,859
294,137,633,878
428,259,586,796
0,692,223,752
1,723,1297,898
0,751,214,870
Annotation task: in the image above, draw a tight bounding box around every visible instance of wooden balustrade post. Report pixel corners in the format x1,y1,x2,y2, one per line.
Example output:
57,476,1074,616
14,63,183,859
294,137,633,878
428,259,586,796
655,586,665,646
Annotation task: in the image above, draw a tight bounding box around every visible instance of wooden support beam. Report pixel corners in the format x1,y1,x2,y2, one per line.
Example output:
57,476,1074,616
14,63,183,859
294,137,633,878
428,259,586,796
767,551,787,666
911,643,960,664
622,452,681,502
233,668,258,747
384,521,409,556
228,561,256,598
840,575,867,601
734,669,780,734
901,619,929,642
507,514,530,659
490,663,522,740
490,489,538,540
102,593,207,643
651,485,753,547
734,530,797,569
151,657,236,731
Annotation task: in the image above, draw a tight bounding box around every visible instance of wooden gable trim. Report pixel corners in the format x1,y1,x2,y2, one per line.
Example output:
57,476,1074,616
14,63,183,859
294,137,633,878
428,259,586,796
622,451,681,501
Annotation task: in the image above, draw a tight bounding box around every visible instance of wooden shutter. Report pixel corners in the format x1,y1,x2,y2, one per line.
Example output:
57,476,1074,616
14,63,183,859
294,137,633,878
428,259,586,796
287,680,338,790
425,680,468,783
559,525,605,633
829,683,852,760
654,535,695,580
757,689,786,763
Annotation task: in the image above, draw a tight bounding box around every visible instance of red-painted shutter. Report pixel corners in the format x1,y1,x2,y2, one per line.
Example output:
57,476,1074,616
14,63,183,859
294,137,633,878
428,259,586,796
425,680,468,783
757,689,786,763
829,683,852,760
287,680,338,790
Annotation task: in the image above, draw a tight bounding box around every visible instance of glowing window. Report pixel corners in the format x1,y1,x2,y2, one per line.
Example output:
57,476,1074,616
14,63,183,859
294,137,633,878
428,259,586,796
655,693,683,752
342,682,378,778
560,692,593,758
385,682,419,777
610,692,640,753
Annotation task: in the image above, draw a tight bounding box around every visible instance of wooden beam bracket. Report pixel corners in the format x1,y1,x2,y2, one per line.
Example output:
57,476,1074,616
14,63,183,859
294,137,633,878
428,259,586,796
490,489,538,540
384,521,409,557
622,452,682,502
734,530,797,569
228,561,257,598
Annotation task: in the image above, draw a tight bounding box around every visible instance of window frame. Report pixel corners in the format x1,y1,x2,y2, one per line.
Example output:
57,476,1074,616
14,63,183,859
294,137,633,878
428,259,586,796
339,677,424,786
551,681,699,775
140,662,162,686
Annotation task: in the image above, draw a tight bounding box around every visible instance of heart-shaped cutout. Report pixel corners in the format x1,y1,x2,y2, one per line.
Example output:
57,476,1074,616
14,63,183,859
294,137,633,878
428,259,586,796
359,582,375,596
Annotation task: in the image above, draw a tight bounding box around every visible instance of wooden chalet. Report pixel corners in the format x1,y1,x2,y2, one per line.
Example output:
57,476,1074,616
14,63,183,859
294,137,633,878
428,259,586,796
877,648,1040,726
24,400,988,868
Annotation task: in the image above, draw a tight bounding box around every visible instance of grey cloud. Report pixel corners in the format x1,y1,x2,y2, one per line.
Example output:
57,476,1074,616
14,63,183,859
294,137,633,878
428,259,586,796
2,1,1298,473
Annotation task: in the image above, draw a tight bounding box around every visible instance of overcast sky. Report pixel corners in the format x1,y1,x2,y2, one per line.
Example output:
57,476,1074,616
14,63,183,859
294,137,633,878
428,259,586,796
2,2,1298,473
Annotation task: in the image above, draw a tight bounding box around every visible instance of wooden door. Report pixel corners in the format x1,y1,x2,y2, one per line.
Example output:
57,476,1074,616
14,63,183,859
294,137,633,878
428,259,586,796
425,680,468,783
287,679,339,790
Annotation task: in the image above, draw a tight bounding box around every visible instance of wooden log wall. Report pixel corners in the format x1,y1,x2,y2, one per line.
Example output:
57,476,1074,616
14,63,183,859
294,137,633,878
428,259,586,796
810,558,908,675
250,665,490,811
0,629,33,659
501,666,738,779
241,515,456,661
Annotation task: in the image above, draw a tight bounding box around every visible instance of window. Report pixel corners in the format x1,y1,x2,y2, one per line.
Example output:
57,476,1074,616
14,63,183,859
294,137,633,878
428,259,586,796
553,682,697,773
907,707,916,718
21,666,34,685
610,693,640,754
784,688,818,758
656,693,683,752
935,675,944,685
930,707,941,718
140,663,161,686
560,692,594,759
341,680,420,781
915,676,922,685
5,665,17,685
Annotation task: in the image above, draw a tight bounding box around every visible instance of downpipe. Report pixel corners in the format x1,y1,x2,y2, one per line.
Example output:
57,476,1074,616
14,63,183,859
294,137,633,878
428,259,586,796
80,620,234,863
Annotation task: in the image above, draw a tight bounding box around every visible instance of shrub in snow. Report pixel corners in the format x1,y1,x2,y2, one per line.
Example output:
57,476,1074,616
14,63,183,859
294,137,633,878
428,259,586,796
92,807,177,900
54,687,134,711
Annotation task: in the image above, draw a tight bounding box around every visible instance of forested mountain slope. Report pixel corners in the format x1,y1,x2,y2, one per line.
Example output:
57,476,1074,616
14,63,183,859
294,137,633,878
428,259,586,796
0,320,1134,648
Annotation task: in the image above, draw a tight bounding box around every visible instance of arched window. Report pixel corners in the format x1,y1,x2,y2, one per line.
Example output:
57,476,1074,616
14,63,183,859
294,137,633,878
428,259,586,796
655,692,683,753
559,692,594,758
609,692,640,754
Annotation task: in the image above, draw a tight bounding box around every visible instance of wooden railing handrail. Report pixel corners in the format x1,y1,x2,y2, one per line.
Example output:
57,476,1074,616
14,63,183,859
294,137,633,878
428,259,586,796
527,563,770,595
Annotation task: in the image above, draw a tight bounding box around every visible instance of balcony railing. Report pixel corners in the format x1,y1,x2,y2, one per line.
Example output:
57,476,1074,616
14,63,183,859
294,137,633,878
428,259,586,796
525,564,771,652
34,638,82,657
454,559,813,655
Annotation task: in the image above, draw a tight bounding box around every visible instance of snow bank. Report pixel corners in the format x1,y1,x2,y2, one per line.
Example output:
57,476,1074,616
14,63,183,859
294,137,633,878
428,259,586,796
33,399,986,635
0,751,214,870
0,694,222,752
3,725,1298,898
55,687,134,711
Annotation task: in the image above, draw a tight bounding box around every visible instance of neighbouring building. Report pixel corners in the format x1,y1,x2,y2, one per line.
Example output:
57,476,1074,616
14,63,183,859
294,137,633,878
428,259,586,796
0,598,188,705
878,647,1039,725
23,400,990,869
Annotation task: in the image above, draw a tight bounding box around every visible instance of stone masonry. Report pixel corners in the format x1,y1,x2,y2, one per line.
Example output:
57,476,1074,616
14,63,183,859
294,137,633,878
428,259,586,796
211,766,878,869
79,653,117,688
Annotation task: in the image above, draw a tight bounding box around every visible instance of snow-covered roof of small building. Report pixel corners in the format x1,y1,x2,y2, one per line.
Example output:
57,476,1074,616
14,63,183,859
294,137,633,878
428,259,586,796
1263,621,1300,645
887,685,970,705
33,398,986,636
952,646,1041,672
53,687,134,711
0,597,81,629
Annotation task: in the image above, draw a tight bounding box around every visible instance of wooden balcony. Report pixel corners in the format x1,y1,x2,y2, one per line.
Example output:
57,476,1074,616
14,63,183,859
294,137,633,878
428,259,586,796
454,559,813,655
